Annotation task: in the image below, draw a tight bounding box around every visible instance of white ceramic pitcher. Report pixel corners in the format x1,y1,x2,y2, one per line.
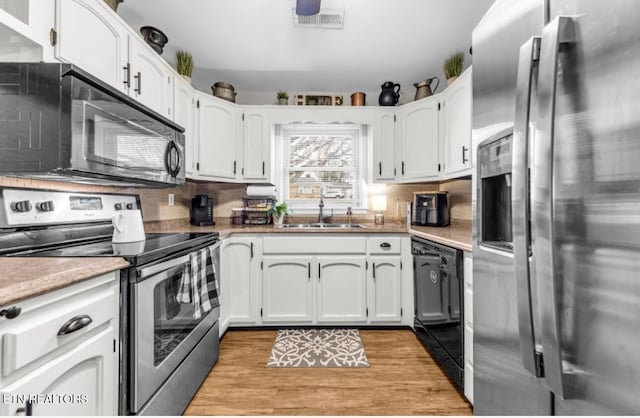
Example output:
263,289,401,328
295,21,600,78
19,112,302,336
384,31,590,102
112,209,145,243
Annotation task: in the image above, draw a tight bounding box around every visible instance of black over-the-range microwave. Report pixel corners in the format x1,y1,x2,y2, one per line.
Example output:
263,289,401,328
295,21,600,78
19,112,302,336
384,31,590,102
0,62,185,187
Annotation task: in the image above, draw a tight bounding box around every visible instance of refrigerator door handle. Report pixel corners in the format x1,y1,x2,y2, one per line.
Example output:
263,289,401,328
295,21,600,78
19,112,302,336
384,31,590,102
534,15,576,400
513,35,543,379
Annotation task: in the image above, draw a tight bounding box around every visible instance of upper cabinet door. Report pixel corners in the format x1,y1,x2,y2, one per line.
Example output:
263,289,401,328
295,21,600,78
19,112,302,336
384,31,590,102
55,0,128,92
372,110,397,182
174,79,194,176
443,67,472,177
128,34,174,119
241,110,271,182
195,94,239,180
398,96,440,181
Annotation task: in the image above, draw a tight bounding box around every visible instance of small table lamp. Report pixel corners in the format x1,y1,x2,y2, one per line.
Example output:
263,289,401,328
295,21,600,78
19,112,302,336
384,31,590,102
372,195,387,225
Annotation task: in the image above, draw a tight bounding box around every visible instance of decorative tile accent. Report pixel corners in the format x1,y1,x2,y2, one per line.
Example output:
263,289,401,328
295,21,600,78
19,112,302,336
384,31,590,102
266,329,369,368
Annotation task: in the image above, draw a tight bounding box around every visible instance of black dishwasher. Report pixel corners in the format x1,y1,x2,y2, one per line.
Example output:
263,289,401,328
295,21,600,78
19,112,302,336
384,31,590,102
412,236,464,390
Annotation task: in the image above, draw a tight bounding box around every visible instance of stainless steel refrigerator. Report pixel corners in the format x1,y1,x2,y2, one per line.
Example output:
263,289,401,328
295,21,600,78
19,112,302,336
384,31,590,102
472,0,640,414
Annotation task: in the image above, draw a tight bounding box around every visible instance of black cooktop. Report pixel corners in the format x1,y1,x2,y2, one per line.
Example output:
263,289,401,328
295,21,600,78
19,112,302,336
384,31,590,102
3,232,219,266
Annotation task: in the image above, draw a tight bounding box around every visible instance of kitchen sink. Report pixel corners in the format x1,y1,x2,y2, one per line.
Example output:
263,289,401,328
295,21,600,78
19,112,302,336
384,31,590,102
277,223,366,229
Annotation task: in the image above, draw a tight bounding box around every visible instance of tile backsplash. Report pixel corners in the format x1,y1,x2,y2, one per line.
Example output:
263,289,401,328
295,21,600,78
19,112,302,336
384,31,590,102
0,176,472,224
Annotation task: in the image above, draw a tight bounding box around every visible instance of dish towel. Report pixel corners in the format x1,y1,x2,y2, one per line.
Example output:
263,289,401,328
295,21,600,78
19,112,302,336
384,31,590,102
176,245,220,320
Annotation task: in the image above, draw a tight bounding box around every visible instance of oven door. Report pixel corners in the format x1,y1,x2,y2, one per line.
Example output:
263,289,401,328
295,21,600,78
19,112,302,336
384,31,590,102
131,242,220,413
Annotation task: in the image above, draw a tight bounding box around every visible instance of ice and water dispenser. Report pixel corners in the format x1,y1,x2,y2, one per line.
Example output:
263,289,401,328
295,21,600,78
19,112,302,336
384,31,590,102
478,134,514,251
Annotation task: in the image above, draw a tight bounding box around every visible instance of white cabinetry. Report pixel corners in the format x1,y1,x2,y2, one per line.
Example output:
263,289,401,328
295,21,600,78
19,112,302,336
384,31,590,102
0,1,55,61
254,235,411,326
55,0,128,90
174,78,195,176
398,96,440,181
367,236,403,322
0,272,119,416
316,256,367,323
463,251,474,404
194,93,239,180
368,256,402,322
220,236,260,331
442,68,472,178
262,256,313,323
54,0,173,118
372,110,397,182
127,33,174,119
240,109,271,182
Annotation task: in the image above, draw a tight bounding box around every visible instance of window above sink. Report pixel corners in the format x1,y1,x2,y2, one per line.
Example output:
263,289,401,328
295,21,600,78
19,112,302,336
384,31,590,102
273,123,368,214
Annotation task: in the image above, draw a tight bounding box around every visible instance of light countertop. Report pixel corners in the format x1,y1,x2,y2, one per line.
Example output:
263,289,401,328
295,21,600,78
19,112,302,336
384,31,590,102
0,257,129,307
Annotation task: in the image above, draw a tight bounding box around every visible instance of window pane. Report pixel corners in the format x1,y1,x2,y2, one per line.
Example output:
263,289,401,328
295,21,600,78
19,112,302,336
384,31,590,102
289,135,353,168
288,170,353,200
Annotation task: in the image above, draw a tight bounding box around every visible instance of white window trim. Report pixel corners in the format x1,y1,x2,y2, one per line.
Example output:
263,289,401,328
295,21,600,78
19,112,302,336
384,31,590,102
274,123,369,215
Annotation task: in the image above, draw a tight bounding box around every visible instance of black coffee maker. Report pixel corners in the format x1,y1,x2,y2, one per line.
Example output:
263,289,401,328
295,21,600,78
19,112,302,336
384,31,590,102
190,195,214,226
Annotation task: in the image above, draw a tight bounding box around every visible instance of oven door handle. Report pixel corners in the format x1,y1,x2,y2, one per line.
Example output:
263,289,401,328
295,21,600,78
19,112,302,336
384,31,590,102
138,254,191,279
137,241,221,279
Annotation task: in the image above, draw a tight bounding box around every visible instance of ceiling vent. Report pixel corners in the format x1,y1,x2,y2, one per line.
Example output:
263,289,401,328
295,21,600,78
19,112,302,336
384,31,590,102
292,9,345,29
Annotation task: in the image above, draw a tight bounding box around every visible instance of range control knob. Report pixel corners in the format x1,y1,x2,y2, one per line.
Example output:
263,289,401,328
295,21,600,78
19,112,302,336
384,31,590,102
126,203,134,210
115,203,123,210
10,200,32,213
36,201,54,212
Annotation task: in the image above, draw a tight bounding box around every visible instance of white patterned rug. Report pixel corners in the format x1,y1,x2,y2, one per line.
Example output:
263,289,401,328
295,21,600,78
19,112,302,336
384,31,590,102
266,329,369,368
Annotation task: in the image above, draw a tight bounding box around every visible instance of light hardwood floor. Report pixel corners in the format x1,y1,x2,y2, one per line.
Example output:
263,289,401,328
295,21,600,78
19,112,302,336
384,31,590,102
184,329,472,416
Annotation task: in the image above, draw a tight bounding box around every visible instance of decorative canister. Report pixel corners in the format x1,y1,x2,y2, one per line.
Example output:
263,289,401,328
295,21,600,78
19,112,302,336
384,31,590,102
350,92,366,106
211,82,237,103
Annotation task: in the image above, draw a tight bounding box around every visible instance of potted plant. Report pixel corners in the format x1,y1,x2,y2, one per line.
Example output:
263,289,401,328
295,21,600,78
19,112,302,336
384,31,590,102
268,199,291,225
277,90,289,105
176,50,194,84
443,51,464,86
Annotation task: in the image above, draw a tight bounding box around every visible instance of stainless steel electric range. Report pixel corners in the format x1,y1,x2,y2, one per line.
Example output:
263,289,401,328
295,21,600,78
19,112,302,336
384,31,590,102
0,187,220,415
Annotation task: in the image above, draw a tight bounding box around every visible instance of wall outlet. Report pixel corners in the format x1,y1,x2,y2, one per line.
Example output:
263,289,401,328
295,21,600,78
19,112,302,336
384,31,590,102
168,193,174,207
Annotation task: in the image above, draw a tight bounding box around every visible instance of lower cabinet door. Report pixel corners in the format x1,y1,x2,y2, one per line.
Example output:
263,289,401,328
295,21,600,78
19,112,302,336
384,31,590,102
368,256,402,322
0,326,116,416
316,256,367,323
262,256,313,323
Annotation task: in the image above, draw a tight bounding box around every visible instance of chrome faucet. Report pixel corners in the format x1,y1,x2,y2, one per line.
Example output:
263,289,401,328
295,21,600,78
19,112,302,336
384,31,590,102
317,187,333,224
346,206,353,225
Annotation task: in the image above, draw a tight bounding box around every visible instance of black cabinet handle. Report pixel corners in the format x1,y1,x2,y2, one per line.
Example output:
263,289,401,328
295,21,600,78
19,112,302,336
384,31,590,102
16,400,32,416
401,161,405,175
233,160,237,175
0,306,21,319
307,262,311,280
57,315,92,336
262,161,265,175
378,161,382,176
372,262,376,281
318,263,321,280
380,242,391,249
462,146,469,164
250,242,254,259
134,71,142,94
123,63,131,87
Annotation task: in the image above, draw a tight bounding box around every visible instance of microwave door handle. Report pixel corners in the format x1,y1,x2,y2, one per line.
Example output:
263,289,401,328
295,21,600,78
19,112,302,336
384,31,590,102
512,35,543,378
534,16,576,400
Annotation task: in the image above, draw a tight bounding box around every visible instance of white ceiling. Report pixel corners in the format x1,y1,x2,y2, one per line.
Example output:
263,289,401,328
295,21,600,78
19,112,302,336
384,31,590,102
118,0,494,95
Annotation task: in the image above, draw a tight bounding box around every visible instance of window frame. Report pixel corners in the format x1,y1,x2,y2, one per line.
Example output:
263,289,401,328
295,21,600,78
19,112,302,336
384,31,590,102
275,123,368,214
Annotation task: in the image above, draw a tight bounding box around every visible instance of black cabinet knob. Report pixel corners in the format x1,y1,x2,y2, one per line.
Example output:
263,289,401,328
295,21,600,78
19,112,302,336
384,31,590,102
36,201,54,212
10,200,32,213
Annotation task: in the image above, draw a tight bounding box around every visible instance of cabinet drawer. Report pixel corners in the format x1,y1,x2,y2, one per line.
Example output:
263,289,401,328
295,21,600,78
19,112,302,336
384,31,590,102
367,237,401,255
263,236,366,254
1,274,118,377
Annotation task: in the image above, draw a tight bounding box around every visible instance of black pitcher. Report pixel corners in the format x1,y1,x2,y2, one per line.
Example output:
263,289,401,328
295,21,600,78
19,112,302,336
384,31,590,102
378,81,401,106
